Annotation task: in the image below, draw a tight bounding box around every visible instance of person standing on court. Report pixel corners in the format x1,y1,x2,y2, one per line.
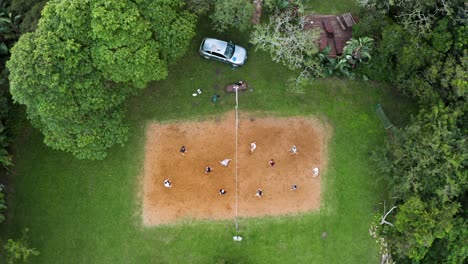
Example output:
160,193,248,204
269,159,275,167
180,146,187,156
205,166,213,174
250,142,257,153
164,179,172,188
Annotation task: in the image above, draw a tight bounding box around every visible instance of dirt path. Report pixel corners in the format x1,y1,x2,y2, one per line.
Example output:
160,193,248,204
142,111,330,226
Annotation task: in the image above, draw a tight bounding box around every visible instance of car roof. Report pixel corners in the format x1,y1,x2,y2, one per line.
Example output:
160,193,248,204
202,38,228,54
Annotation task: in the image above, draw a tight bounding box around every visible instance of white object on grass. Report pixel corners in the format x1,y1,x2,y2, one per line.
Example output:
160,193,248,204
197,88,202,94
233,236,243,242
192,93,197,96
219,158,232,167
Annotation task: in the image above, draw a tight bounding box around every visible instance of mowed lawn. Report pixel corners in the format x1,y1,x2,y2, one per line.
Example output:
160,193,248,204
303,0,360,14
3,19,415,263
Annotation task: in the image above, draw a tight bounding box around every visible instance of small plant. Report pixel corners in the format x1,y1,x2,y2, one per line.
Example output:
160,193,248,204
286,77,306,95
0,123,12,169
4,228,40,264
0,183,6,223
263,0,290,13
287,68,314,95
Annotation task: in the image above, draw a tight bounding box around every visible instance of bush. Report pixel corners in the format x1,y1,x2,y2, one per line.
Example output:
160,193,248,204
4,228,40,264
185,0,211,16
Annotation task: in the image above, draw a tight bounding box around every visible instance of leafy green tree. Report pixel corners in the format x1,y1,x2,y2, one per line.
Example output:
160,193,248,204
421,217,468,263
437,51,468,101
3,228,39,264
453,24,467,53
250,7,320,70
430,18,453,53
185,0,211,15
250,4,323,92
356,1,467,102
380,103,466,201
391,197,459,261
7,0,196,159
137,0,197,63
90,0,168,88
374,103,467,263
211,0,253,32
442,218,468,263
358,1,467,262
8,28,131,159
360,0,464,35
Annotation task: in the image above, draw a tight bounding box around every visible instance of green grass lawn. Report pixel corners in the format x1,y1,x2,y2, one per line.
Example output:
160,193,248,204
303,0,360,14
2,19,415,263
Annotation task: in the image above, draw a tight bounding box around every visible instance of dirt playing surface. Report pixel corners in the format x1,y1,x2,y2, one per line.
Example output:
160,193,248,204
142,111,330,226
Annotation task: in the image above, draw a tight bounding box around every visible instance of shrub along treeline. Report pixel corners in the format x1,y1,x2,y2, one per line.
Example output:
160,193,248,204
354,0,467,263
0,0,25,223
0,0,45,262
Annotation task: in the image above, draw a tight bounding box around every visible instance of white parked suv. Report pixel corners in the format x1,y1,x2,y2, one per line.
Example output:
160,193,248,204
199,38,247,67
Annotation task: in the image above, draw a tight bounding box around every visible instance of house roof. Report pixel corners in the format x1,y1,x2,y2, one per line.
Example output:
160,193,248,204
304,13,356,57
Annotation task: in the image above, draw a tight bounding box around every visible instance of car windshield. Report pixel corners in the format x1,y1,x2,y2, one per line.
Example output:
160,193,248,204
224,43,235,59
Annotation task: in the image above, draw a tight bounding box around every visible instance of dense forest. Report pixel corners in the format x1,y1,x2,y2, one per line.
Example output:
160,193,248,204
354,0,467,263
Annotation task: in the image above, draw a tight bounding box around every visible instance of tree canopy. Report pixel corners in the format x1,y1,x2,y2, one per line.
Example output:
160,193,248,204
210,0,254,32
357,0,468,263
7,0,196,159
250,4,319,70
375,104,467,263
